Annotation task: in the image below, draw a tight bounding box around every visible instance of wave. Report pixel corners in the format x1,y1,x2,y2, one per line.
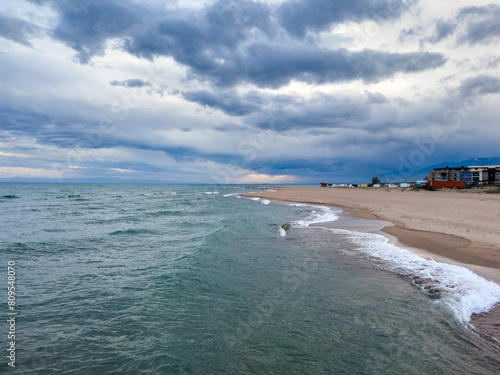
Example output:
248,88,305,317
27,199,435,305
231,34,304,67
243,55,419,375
324,227,500,324
244,197,271,205
146,210,184,217
279,226,287,237
287,204,341,227
109,229,160,236
203,192,220,195
279,223,290,237
223,193,241,198
2,195,20,199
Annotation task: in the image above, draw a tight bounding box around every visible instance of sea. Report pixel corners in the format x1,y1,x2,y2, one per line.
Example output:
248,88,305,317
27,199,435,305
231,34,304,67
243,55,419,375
1,183,499,375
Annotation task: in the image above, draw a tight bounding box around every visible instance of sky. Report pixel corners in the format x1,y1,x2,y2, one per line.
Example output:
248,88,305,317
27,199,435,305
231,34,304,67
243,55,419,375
0,0,499,184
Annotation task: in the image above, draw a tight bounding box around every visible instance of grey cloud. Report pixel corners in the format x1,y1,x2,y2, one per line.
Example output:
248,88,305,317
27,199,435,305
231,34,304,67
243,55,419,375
0,106,52,132
458,75,500,97
110,79,151,88
182,90,263,116
458,4,500,44
458,5,492,18
0,15,42,47
232,45,446,88
182,87,399,131
398,27,421,43
364,91,388,104
127,30,445,88
31,0,444,89
181,87,424,133
181,86,374,131
277,0,414,38
45,0,145,63
41,0,273,64
430,4,500,46
428,19,456,44
247,92,372,131
123,1,273,68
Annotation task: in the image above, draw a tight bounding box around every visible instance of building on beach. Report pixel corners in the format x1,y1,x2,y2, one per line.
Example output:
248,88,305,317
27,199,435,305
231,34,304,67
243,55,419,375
429,166,469,182
429,165,500,186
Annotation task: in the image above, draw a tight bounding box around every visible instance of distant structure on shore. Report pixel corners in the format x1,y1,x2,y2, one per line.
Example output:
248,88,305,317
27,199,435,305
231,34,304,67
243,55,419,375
320,164,500,189
429,165,500,188
320,181,427,189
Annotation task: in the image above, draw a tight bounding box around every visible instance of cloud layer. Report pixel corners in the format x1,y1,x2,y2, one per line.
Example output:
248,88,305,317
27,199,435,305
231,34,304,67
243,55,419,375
1,0,499,183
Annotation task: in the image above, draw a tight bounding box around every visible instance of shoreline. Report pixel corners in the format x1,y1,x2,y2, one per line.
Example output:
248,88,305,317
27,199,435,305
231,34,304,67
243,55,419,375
242,187,500,280
241,186,500,341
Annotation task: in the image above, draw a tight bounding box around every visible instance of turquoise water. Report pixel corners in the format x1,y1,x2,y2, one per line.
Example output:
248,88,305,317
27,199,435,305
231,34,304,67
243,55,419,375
0,183,499,374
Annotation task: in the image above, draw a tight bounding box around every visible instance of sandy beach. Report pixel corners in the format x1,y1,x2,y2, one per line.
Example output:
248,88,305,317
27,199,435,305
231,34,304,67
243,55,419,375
243,186,500,339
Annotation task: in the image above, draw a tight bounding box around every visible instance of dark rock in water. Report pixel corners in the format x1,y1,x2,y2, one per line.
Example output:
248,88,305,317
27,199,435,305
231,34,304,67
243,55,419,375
281,223,291,231
413,276,426,285
426,290,442,299
2,195,20,199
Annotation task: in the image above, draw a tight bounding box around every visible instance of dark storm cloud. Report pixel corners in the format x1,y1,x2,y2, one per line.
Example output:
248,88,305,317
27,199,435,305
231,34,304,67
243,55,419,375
36,0,273,64
127,31,445,88
110,79,151,88
277,0,414,38
32,0,145,63
30,0,444,88
0,15,41,47
122,0,275,78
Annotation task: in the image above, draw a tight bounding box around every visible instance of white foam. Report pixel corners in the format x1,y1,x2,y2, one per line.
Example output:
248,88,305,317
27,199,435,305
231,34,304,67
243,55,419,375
325,228,500,323
279,226,287,237
291,205,341,228
203,192,220,195
260,199,271,205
